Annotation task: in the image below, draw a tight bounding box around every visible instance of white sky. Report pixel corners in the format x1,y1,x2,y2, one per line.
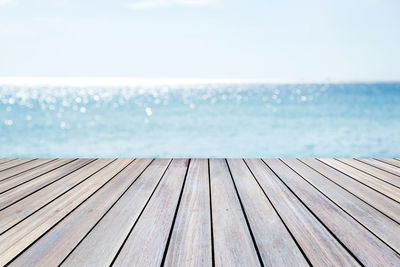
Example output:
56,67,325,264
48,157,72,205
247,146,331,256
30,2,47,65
0,0,399,82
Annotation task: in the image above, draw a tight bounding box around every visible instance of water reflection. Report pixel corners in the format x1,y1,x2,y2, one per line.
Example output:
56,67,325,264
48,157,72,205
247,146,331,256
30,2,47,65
0,83,399,158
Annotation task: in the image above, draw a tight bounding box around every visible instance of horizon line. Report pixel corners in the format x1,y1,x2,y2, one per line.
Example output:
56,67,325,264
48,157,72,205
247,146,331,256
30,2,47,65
0,77,399,87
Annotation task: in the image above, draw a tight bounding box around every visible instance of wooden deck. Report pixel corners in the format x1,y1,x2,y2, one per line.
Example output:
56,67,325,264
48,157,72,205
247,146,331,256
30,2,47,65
0,158,399,266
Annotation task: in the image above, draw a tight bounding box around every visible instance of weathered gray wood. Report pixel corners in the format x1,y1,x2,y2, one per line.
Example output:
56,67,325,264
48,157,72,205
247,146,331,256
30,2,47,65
210,159,261,267
245,158,358,266
301,158,400,223
266,159,400,266
337,158,400,188
0,159,55,182
377,158,400,168
0,159,35,173
320,159,400,202
357,159,400,177
0,158,75,194
0,159,15,165
164,159,212,267
2,158,399,266
0,159,94,211
283,158,400,253
0,159,132,266
0,159,110,234
9,159,152,267
61,159,171,266
112,159,189,266
227,159,308,266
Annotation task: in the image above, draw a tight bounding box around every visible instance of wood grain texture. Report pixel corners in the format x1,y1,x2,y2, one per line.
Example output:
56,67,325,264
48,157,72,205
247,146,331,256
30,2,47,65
0,159,15,165
62,159,171,266
0,159,93,211
266,159,400,266
0,159,132,266
0,159,108,233
337,158,400,188
245,158,359,266
301,158,400,223
0,159,35,173
283,159,400,253
357,159,400,177
377,158,400,168
1,158,398,266
319,158,400,202
0,158,93,211
210,159,261,267
112,159,188,267
227,158,308,266
0,159,55,182
9,159,152,267
0,158,75,194
164,159,212,267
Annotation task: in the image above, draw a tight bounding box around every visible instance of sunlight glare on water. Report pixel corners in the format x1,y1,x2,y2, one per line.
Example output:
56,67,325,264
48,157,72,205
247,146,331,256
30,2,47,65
0,82,399,158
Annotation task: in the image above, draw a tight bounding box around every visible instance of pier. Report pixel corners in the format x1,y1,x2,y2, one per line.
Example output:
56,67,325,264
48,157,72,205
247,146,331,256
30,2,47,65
0,158,399,266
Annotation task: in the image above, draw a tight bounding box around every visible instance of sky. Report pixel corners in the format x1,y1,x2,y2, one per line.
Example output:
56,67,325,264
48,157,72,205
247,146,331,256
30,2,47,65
0,0,399,82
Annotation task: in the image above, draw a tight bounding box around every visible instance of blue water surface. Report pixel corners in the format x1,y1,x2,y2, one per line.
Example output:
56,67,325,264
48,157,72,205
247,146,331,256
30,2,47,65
0,83,399,157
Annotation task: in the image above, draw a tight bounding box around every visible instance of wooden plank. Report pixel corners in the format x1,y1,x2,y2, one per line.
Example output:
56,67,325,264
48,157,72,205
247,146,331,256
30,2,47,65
0,159,55,182
9,159,153,267
0,159,110,234
266,159,400,266
0,158,75,193
377,158,400,168
0,159,35,172
245,158,358,266
209,159,261,267
0,159,94,210
111,159,189,266
283,159,400,253
2,157,399,265
62,159,172,266
337,158,400,188
0,159,133,266
164,159,213,266
357,159,400,177
301,158,400,223
319,159,400,202
227,159,308,266
0,159,15,165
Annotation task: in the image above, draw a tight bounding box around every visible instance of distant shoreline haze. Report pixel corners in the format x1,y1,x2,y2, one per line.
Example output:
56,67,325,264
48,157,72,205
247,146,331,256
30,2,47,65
0,77,400,87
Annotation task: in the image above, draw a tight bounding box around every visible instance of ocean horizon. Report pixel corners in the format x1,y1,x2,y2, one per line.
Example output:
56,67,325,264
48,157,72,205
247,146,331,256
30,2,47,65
1,79,399,158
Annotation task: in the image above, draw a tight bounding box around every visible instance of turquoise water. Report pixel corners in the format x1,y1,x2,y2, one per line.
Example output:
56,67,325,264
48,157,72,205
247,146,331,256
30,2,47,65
0,82,399,158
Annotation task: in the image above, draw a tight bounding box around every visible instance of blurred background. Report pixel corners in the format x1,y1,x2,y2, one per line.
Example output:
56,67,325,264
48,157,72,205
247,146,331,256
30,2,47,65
1,0,400,80
1,80,399,157
0,0,399,157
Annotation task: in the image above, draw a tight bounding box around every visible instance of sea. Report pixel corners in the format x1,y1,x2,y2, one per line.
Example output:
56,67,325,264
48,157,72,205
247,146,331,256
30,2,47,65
1,79,399,158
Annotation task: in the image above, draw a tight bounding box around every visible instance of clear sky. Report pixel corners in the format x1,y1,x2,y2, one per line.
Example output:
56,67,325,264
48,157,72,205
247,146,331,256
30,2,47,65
0,0,399,81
